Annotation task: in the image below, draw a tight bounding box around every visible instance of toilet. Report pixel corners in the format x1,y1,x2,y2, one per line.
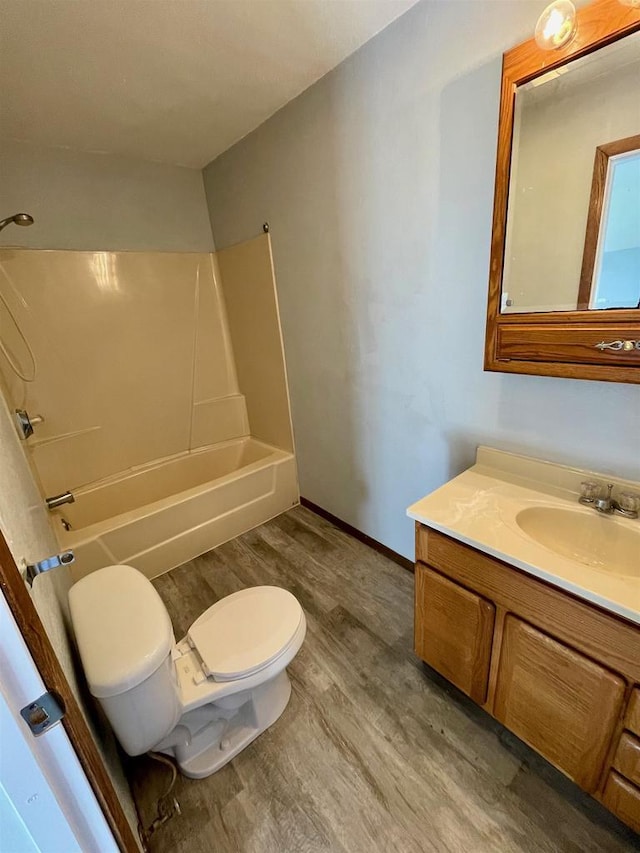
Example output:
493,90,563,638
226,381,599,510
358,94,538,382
68,564,306,778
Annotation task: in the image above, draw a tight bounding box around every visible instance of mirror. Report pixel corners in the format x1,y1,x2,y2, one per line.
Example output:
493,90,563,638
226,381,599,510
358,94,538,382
502,33,640,315
485,0,640,385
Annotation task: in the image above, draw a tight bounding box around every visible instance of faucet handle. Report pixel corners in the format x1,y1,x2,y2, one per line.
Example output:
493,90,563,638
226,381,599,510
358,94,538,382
618,491,640,518
15,409,45,440
579,480,600,504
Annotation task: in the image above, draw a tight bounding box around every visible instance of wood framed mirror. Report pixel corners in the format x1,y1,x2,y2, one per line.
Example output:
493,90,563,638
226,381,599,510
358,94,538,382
485,0,640,384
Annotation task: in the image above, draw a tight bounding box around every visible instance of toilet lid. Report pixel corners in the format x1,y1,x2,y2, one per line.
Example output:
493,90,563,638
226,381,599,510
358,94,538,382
188,586,303,681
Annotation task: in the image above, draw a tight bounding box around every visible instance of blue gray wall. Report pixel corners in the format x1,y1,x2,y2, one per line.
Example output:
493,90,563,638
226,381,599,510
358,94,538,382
0,139,214,252
203,0,640,559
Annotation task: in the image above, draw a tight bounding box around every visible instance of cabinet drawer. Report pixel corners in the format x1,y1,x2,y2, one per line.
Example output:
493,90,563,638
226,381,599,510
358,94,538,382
414,565,495,704
614,732,640,788
602,772,640,834
494,617,625,792
626,689,640,737
496,323,640,367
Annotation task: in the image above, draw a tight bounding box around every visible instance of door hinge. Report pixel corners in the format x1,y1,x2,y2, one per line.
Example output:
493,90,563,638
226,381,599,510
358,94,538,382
20,691,65,736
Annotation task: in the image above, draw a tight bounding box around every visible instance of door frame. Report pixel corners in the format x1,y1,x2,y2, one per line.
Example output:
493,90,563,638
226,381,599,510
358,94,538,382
0,530,141,852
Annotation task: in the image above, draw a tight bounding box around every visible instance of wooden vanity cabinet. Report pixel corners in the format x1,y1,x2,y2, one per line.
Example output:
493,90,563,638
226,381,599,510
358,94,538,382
414,523,640,833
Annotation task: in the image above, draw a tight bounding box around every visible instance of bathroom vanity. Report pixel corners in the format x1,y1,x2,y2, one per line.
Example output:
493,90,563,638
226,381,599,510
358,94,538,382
408,449,640,833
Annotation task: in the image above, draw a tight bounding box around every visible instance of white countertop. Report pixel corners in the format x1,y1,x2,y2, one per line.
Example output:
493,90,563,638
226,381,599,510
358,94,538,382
407,447,640,626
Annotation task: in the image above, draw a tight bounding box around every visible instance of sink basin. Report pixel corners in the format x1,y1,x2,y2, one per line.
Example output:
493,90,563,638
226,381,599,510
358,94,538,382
516,507,640,578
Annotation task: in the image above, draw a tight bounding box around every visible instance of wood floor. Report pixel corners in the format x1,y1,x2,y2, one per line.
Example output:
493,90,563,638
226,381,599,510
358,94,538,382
128,506,638,852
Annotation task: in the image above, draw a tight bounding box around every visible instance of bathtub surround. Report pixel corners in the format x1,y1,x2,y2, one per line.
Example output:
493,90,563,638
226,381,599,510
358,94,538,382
0,139,214,252
217,236,295,453
202,0,640,562
0,250,245,494
0,235,298,580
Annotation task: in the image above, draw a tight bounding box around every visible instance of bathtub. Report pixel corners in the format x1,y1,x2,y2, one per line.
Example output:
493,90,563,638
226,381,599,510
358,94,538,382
53,438,299,581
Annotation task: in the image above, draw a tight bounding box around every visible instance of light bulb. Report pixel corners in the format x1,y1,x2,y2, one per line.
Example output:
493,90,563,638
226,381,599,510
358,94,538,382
535,0,577,50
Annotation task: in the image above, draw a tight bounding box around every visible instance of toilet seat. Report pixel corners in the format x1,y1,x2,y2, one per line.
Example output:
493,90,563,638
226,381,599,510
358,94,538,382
187,586,303,682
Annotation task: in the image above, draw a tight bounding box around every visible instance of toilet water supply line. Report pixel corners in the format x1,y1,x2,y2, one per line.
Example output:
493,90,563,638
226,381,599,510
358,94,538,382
141,719,232,841
141,752,181,843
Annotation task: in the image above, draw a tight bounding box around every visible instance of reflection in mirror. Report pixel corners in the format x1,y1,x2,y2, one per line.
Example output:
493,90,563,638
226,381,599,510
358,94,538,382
578,137,640,310
501,31,640,315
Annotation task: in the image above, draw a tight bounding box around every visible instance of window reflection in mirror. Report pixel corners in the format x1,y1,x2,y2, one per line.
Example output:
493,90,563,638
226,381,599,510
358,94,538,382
582,143,640,310
501,31,640,315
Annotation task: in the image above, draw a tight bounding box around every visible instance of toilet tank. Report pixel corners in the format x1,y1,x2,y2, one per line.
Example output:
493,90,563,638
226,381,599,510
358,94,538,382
69,564,181,755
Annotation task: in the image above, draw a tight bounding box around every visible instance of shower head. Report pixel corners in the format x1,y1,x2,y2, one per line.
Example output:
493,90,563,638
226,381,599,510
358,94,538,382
0,212,34,233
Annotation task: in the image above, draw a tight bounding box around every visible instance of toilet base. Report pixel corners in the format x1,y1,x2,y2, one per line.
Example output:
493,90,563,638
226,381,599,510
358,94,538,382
163,670,292,779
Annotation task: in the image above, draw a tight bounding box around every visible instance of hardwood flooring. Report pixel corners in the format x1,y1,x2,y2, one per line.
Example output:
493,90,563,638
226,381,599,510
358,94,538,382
128,507,638,852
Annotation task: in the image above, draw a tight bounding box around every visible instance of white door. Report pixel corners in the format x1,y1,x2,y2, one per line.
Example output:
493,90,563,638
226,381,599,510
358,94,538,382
0,590,118,853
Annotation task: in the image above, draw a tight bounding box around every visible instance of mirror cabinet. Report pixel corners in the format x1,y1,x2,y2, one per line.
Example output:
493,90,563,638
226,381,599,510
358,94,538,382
485,0,640,384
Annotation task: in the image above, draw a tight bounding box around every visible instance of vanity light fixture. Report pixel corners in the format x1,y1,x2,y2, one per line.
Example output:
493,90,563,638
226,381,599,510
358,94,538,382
534,0,577,50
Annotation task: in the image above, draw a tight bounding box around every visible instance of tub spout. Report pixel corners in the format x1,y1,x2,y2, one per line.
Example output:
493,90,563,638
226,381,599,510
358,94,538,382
46,491,75,510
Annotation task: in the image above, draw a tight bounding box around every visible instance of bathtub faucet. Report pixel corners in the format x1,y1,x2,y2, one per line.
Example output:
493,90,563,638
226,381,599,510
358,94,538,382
46,491,75,510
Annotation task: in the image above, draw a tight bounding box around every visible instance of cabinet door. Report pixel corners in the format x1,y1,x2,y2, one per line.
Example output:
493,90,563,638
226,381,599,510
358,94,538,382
494,616,625,791
414,564,495,704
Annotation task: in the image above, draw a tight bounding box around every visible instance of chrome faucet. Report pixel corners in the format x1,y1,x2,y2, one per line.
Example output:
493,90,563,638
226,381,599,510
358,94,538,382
45,491,75,510
580,481,639,519
594,483,615,514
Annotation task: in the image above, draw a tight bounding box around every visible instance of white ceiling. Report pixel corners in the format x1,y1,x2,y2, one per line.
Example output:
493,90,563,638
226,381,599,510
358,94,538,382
0,0,419,169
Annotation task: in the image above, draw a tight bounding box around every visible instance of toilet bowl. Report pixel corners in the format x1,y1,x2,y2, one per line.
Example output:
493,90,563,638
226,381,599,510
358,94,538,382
68,564,306,778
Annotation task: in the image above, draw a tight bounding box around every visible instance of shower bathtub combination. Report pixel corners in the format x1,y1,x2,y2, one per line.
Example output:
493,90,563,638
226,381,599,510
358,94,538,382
0,235,299,581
